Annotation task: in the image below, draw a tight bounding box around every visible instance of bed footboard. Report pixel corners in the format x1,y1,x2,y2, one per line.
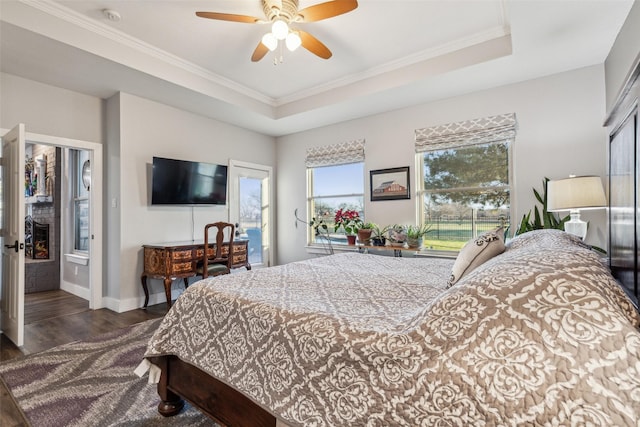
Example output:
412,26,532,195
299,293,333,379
150,355,277,427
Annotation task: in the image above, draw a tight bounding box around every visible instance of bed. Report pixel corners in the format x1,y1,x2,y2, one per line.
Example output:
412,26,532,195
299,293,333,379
140,229,640,426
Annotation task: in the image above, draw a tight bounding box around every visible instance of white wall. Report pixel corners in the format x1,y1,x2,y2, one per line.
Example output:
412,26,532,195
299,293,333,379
276,65,608,265
1,72,103,300
0,73,103,142
605,0,640,115
111,93,276,310
1,74,277,311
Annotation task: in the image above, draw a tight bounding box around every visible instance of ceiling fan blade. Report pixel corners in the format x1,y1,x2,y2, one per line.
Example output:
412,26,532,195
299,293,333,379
299,30,332,59
251,42,270,62
297,0,358,22
195,11,261,24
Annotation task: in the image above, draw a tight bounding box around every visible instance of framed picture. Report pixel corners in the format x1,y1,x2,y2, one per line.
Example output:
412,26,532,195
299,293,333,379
370,167,410,201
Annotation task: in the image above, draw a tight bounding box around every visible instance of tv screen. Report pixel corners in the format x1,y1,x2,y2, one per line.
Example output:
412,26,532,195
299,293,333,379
151,157,228,205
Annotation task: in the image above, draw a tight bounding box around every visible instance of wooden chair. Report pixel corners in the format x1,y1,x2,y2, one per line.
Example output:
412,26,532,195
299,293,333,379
196,222,235,279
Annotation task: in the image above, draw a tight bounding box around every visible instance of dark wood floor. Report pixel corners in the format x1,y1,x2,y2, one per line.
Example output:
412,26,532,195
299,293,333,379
0,290,168,426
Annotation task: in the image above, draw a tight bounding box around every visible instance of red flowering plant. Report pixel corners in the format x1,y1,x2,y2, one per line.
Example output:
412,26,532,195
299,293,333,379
334,208,363,236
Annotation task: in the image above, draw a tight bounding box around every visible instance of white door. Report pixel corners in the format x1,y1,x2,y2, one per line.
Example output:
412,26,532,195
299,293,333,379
229,161,273,268
1,124,26,347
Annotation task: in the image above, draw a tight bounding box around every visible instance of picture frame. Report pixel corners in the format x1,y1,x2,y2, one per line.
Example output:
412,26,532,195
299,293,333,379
370,166,410,201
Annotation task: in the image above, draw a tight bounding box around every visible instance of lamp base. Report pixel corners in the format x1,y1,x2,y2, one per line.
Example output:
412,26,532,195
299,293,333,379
563,210,587,240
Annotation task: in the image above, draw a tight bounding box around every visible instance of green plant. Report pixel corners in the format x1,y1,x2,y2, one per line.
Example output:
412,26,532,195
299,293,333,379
370,223,389,238
308,215,334,254
405,224,432,239
360,222,376,230
516,178,569,235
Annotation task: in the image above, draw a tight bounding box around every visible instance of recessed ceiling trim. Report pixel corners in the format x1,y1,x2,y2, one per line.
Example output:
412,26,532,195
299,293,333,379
275,25,511,107
18,0,276,106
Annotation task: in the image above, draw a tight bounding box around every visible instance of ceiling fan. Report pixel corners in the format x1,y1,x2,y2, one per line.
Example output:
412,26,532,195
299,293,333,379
196,0,358,62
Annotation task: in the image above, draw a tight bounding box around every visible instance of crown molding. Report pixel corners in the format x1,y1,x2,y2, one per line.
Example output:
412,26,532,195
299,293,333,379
18,0,276,106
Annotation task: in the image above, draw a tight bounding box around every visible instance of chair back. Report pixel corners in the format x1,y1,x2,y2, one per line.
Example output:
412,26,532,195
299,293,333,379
203,222,235,278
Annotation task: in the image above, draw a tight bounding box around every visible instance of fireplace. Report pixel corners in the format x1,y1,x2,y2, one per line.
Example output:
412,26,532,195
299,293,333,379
25,216,50,259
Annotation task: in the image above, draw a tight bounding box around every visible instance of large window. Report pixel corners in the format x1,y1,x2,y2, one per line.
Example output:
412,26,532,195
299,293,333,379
308,163,364,245
306,139,365,246
415,114,516,252
72,150,90,253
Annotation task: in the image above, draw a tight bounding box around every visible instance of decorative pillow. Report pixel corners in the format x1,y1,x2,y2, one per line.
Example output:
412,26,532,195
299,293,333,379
447,226,505,288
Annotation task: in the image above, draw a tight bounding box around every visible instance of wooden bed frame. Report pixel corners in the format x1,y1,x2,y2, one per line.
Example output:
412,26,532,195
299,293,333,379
150,355,277,426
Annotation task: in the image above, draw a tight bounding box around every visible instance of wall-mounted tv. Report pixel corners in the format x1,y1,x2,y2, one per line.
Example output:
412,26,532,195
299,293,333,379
151,156,228,205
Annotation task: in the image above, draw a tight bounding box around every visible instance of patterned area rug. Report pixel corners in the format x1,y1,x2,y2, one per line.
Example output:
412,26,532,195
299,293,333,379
0,319,216,427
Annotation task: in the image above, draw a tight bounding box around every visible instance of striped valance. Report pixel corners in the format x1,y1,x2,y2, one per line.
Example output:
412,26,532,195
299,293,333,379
305,139,365,168
415,113,517,153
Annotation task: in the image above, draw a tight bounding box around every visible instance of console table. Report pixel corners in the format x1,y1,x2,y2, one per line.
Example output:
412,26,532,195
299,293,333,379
356,244,420,257
141,240,250,308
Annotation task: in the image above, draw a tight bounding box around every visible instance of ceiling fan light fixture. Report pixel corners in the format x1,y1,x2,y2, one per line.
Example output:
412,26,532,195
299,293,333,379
285,31,301,51
261,32,278,51
272,20,289,40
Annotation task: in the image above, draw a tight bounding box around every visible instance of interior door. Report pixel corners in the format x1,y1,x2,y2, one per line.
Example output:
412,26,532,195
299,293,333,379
1,124,26,347
229,161,272,268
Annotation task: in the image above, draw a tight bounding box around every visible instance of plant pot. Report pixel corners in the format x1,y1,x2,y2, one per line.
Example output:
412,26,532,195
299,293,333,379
406,237,423,249
371,237,386,246
346,235,357,245
357,229,372,245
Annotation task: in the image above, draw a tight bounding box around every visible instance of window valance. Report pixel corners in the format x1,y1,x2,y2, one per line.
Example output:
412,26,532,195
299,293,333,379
305,139,365,168
415,113,517,153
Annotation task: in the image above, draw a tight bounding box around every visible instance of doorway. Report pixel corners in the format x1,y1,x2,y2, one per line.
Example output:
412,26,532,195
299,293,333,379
1,126,103,347
228,160,273,268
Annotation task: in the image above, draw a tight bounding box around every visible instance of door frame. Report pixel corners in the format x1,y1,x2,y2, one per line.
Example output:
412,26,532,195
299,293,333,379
0,128,103,309
228,159,274,268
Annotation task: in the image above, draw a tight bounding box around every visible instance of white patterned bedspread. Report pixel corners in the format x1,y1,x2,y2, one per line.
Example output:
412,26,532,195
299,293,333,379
144,231,640,426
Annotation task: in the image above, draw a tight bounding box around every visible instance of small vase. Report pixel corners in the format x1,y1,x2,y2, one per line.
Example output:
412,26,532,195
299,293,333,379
407,237,423,248
357,229,372,245
346,235,357,245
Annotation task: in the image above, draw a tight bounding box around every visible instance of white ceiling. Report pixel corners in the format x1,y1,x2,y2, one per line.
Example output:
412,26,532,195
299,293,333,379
0,0,634,136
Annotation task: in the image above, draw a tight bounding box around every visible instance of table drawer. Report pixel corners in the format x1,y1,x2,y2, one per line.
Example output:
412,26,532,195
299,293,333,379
232,244,247,255
195,246,215,258
171,261,193,275
172,249,193,261
232,254,247,265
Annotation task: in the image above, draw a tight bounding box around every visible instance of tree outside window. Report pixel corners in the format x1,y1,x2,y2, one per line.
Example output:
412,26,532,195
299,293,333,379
419,141,510,251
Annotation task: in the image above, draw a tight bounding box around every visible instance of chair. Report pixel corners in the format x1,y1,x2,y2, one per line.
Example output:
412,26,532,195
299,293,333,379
196,222,235,279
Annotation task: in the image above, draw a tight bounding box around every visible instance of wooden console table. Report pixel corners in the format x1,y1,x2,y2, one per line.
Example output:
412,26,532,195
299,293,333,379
141,240,250,308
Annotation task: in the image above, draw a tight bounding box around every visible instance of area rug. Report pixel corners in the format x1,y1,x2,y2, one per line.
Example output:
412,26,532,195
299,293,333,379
0,319,216,427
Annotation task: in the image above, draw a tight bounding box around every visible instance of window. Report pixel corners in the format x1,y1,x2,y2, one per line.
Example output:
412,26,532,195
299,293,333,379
306,139,365,246
72,150,90,253
415,114,516,252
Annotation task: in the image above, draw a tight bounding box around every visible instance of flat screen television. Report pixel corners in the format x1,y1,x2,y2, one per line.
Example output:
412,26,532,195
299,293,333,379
151,156,228,205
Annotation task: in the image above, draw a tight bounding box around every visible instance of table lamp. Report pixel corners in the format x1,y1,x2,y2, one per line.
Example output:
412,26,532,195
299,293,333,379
546,175,607,240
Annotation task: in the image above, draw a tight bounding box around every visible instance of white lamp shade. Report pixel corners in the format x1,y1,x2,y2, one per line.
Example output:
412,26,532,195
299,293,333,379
271,20,289,40
285,32,301,51
547,176,607,211
261,33,277,51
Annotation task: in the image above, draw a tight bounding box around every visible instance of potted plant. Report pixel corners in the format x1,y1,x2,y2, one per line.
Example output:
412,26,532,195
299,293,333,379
334,208,362,245
405,224,432,248
357,222,375,246
387,224,407,247
516,178,569,234
370,224,389,246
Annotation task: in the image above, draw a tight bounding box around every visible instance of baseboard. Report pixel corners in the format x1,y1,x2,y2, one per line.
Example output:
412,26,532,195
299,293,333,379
60,280,90,301
103,289,184,313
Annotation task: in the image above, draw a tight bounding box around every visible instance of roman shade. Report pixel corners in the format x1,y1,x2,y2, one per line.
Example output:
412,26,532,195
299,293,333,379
415,113,517,152
305,139,365,167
